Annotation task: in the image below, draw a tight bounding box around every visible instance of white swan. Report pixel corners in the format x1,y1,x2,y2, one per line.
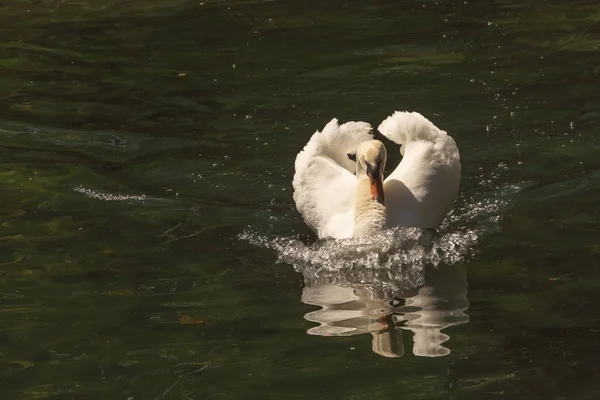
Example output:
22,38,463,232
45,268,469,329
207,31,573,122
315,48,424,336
292,111,461,239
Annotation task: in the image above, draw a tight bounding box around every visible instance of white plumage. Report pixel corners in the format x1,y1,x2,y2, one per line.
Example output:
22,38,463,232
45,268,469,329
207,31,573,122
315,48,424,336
293,118,373,238
379,112,461,229
292,111,461,239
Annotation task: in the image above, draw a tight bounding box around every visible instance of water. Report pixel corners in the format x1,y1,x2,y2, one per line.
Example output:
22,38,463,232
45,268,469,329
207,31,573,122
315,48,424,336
1,0,600,398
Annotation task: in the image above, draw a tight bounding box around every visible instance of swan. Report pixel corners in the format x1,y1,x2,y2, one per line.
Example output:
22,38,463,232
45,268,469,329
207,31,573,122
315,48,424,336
292,111,461,239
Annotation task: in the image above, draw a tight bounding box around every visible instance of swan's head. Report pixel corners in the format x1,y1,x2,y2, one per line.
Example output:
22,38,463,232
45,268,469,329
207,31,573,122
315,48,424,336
356,140,387,205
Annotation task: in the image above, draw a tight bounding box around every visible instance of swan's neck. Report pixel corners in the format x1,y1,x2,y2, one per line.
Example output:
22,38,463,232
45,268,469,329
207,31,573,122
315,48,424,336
353,177,387,237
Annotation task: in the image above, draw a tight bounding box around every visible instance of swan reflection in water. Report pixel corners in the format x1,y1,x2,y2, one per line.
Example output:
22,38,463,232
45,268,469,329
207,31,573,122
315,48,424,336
301,264,469,358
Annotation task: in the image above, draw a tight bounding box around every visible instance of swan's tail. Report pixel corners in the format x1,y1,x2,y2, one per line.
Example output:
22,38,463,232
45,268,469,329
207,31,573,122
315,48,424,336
295,118,373,174
377,111,445,146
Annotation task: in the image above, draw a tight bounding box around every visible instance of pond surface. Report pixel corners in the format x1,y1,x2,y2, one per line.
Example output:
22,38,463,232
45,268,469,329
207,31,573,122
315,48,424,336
1,0,600,398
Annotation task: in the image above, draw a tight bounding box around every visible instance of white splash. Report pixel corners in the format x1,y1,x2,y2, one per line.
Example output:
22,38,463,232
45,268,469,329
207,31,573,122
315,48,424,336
242,227,476,269
239,183,519,293
74,186,147,202
241,227,476,292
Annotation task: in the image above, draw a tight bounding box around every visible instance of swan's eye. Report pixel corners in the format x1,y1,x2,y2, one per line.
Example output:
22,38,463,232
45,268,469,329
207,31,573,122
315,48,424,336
347,152,357,162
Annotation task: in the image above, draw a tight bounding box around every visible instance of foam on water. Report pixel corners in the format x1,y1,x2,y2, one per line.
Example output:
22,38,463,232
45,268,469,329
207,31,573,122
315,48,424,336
242,226,477,269
239,184,520,292
74,186,148,202
241,227,476,293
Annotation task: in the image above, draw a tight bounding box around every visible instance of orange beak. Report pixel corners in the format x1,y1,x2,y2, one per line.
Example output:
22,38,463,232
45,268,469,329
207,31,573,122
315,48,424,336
366,162,385,205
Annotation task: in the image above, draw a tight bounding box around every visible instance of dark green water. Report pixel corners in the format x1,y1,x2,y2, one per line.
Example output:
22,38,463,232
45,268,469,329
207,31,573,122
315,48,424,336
1,0,600,398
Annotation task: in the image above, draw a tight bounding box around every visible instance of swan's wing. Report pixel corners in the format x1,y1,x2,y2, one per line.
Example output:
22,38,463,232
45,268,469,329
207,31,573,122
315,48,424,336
293,118,373,238
378,111,445,150
379,111,461,228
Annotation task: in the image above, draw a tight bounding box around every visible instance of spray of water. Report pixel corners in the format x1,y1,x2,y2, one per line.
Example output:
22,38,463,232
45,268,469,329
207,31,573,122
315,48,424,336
243,226,477,292
74,186,147,202
239,183,520,293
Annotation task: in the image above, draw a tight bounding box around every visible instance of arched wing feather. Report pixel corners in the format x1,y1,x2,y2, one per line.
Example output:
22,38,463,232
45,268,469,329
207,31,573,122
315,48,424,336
293,118,373,238
379,111,461,228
